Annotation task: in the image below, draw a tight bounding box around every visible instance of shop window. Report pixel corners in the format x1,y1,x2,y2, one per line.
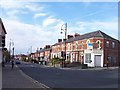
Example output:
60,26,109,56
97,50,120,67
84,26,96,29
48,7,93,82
85,53,91,63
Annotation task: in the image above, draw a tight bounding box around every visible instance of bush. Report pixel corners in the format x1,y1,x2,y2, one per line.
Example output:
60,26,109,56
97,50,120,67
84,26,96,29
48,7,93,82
51,58,65,67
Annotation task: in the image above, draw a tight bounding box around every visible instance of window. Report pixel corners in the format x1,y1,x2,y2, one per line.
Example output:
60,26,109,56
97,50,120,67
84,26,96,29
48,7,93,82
106,41,109,48
87,39,93,49
112,42,115,48
85,53,91,63
72,45,75,50
81,42,84,49
68,43,70,50
76,42,78,50
96,40,101,49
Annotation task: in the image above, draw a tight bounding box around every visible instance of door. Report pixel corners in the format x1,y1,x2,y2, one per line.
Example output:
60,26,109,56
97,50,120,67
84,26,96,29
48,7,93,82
94,55,101,67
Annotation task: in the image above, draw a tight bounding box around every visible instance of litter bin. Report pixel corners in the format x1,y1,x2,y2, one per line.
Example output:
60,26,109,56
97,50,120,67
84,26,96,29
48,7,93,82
45,61,47,65
81,64,88,69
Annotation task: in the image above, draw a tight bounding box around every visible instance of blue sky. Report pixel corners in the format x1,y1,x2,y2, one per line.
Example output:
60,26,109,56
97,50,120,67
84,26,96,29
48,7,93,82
0,0,118,54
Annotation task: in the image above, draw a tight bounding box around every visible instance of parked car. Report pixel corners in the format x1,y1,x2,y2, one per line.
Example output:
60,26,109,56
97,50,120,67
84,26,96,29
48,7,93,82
15,60,21,64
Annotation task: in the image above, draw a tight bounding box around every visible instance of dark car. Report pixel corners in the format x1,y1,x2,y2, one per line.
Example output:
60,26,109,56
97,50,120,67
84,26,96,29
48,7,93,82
15,60,21,64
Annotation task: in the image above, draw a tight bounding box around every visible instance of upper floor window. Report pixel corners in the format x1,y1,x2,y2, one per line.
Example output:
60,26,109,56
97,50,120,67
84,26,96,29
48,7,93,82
81,42,84,49
76,42,78,50
112,42,115,48
87,39,93,49
96,40,101,49
106,41,109,48
68,43,70,50
72,45,75,50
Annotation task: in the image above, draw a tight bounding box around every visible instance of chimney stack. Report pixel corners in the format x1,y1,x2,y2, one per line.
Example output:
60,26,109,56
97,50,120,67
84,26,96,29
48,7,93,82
74,33,80,37
63,39,66,42
58,39,62,43
45,45,50,49
40,48,42,50
67,35,73,39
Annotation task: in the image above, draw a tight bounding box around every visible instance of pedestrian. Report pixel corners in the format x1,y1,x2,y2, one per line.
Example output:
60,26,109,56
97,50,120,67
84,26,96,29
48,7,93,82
2,61,5,67
11,60,14,69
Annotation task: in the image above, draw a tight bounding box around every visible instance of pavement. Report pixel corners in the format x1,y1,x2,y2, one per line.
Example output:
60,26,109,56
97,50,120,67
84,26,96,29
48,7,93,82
43,64,119,71
59,66,119,71
23,62,119,71
2,62,118,90
2,63,52,90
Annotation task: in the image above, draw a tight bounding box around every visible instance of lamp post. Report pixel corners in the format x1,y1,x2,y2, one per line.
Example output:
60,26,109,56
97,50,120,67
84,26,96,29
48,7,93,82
9,39,14,61
11,41,14,60
60,23,67,68
9,39,11,62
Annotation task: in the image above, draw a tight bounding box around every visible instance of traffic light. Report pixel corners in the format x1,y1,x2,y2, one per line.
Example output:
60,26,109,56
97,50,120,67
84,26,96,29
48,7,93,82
2,36,5,47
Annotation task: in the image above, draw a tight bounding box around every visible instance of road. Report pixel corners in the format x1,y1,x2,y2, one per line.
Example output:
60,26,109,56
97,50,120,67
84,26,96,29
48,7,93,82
17,62,119,89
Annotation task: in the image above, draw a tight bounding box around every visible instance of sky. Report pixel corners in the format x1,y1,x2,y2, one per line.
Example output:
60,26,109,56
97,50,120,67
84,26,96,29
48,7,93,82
0,0,119,55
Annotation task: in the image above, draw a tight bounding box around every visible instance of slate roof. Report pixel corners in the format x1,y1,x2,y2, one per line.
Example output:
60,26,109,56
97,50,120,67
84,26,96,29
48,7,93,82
52,30,118,45
38,47,52,53
66,30,117,43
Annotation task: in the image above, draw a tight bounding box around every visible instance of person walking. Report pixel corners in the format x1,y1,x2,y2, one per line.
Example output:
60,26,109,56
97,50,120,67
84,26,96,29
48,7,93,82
11,60,14,69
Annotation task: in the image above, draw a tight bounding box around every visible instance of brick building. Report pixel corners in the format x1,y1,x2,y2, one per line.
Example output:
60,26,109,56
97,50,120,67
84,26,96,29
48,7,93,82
30,45,51,63
51,30,120,67
30,30,119,67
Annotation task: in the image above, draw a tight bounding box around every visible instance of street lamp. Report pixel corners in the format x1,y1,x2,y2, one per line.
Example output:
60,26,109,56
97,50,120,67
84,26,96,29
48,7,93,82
11,41,14,60
60,23,67,68
9,39,14,61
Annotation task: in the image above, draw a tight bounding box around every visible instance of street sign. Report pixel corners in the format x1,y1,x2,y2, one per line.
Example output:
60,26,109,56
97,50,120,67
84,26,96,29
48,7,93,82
88,43,93,49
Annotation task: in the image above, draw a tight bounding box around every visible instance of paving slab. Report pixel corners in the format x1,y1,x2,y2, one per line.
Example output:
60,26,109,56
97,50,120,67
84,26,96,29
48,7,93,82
2,63,51,90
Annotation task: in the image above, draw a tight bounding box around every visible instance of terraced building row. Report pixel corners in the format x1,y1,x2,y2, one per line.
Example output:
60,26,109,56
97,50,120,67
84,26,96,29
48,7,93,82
30,30,120,67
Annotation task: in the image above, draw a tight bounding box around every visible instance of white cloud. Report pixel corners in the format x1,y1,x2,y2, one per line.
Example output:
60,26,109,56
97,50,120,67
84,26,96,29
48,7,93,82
2,19,53,54
1,1,118,54
68,20,118,39
0,0,24,10
1,0,45,20
43,16,64,27
33,13,47,19
25,4,44,12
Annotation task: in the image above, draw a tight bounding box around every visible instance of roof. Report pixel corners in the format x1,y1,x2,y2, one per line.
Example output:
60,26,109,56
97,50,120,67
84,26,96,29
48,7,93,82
0,18,7,34
66,30,118,43
52,41,64,46
52,30,118,45
38,47,52,53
